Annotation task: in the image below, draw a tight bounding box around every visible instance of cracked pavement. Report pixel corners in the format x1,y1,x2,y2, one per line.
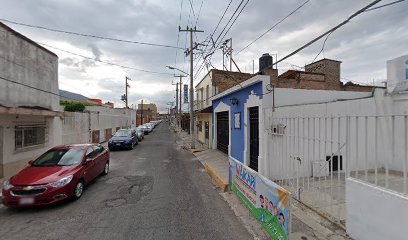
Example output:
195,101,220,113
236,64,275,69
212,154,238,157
0,123,252,240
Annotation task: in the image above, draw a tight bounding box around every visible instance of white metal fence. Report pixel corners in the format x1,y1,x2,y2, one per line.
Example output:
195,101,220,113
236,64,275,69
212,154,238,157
264,112,408,226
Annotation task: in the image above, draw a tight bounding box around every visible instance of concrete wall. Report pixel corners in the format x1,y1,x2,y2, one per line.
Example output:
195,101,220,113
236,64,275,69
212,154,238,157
0,114,62,178
346,178,408,240
0,23,59,110
262,88,408,180
195,72,214,111
62,107,136,145
62,112,90,144
196,113,212,148
263,87,372,109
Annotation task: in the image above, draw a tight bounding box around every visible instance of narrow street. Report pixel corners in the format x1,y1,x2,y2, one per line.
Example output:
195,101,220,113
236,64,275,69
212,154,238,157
0,124,252,240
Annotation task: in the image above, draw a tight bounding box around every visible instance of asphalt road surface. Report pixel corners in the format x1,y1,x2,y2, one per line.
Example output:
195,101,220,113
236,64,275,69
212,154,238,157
0,123,252,240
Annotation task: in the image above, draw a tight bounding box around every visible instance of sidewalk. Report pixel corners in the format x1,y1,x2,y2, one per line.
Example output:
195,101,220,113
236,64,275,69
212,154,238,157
174,128,351,240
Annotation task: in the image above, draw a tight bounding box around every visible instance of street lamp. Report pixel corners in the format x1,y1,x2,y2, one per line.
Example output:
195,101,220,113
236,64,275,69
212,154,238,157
166,66,189,76
166,65,194,148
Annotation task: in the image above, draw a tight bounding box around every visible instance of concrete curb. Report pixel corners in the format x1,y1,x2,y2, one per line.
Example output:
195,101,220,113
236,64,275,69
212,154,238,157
203,162,229,192
174,129,230,193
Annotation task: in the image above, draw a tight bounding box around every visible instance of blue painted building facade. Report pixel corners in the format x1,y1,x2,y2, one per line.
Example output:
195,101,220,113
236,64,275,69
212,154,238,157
212,75,269,170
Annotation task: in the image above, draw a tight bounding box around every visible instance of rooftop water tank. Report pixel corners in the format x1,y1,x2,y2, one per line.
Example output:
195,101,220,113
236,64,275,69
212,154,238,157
259,53,273,72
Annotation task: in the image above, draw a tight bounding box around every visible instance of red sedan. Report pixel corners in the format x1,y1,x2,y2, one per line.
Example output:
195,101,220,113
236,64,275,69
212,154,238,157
2,144,109,208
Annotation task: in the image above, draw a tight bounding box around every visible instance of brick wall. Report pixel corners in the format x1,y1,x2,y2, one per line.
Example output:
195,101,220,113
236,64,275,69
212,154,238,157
212,69,254,93
271,59,373,92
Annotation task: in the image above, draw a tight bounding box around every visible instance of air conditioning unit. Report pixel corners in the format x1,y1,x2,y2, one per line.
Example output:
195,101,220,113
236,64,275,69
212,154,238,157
271,124,286,135
312,161,329,177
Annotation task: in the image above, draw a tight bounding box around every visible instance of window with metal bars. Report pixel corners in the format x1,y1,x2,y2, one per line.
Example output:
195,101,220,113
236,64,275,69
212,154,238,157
15,124,47,150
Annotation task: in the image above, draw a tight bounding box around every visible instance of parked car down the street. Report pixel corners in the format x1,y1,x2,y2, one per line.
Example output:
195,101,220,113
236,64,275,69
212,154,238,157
134,127,144,141
139,125,149,135
108,129,138,150
2,144,110,208
144,124,153,132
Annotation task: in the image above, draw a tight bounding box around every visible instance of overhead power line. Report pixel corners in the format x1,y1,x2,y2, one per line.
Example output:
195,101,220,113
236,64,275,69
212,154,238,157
38,42,173,76
0,75,77,101
193,0,250,80
0,18,183,50
212,0,245,47
365,0,405,11
218,0,250,45
275,0,383,66
237,0,310,54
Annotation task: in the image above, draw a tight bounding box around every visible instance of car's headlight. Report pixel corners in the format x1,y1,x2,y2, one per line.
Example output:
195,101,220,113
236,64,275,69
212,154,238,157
2,180,13,191
48,175,73,188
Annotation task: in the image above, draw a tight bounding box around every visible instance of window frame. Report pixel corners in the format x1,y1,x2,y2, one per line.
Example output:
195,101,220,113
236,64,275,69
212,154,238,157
15,124,47,151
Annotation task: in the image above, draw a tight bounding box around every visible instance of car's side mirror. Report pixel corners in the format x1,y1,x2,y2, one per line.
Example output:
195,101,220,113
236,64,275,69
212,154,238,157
84,158,93,165
28,160,34,165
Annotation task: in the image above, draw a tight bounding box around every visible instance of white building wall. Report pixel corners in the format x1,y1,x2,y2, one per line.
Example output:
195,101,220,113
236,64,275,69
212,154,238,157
62,112,90,144
62,107,136,144
346,178,408,240
0,23,59,110
194,73,213,111
0,114,62,178
262,88,408,180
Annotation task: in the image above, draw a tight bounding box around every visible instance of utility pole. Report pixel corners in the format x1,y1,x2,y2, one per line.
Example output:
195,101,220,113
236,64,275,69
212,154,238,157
121,76,131,108
175,75,187,128
230,38,232,71
172,81,179,127
179,26,203,149
141,99,144,125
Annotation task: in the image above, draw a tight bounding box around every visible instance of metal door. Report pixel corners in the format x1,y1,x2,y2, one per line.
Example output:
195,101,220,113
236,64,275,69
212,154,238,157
92,130,100,143
216,112,229,154
249,107,259,171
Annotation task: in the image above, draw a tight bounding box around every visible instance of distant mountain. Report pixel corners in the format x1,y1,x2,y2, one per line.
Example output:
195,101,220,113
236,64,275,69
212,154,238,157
59,89,89,101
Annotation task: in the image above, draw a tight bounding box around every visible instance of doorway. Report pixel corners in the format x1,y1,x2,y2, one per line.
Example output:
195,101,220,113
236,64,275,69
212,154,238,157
216,112,229,154
249,107,259,171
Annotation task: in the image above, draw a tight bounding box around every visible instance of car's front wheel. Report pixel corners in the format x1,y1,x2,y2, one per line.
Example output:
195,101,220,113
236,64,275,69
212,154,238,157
73,180,84,200
102,161,109,175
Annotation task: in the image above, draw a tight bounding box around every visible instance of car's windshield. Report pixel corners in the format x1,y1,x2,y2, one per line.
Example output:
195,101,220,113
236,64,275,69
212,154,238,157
32,149,85,167
114,130,131,137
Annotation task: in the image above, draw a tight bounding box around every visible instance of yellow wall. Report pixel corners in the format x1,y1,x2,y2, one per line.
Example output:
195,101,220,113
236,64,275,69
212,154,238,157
196,113,212,148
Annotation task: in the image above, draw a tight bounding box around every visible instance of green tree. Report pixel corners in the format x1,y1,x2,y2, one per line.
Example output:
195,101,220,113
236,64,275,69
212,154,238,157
64,102,86,112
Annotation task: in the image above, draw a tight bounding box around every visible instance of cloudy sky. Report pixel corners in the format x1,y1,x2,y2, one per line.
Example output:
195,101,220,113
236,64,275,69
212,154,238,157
0,0,407,112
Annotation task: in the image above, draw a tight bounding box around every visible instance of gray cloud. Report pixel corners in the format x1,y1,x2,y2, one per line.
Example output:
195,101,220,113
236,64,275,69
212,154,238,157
1,0,407,109
88,43,102,61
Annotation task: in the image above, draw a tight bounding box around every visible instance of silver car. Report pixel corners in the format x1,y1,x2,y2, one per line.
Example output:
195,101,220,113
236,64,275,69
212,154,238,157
135,127,144,141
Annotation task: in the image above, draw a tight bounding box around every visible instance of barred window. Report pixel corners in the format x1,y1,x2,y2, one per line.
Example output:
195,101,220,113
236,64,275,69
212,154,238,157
15,124,47,150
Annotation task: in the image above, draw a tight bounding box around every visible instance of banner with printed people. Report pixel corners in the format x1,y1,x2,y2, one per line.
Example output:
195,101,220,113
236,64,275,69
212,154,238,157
229,157,290,240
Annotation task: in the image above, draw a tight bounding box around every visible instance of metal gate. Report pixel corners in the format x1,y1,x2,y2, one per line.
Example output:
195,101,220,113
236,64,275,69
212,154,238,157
217,112,229,154
249,107,259,171
92,130,100,143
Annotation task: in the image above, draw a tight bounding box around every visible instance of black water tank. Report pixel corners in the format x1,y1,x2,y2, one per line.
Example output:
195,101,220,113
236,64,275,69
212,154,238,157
259,53,273,72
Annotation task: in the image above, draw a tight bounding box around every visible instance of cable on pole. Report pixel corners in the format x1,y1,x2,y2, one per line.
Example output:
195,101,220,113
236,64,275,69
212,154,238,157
0,18,183,49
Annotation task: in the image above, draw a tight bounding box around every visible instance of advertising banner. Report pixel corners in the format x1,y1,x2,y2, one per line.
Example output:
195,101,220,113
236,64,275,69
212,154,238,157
387,54,408,93
229,157,290,240
183,84,188,103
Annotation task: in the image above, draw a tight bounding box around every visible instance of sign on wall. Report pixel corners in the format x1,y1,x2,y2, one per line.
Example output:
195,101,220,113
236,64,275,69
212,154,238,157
184,84,188,103
387,54,408,93
234,112,241,129
229,158,290,240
